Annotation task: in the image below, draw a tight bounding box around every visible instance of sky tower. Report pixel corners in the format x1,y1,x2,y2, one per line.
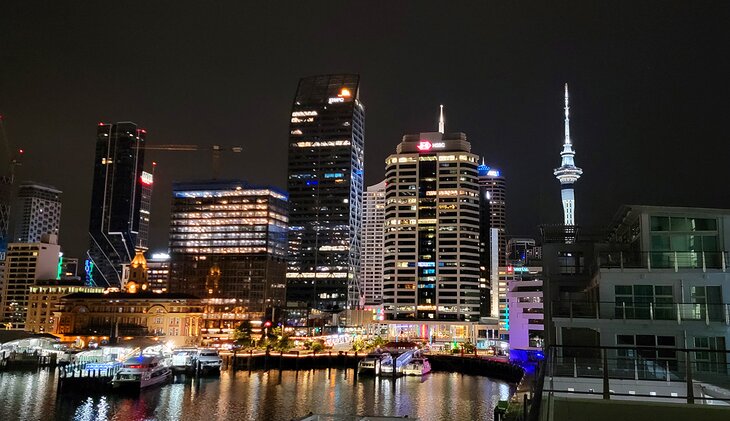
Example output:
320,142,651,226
553,83,583,226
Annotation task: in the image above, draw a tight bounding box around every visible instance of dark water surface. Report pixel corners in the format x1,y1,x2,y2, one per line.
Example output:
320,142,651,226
0,368,512,421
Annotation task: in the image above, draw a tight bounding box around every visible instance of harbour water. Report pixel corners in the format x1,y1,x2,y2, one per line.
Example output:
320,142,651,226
0,368,513,421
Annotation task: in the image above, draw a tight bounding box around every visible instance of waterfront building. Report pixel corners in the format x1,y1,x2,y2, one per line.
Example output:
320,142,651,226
553,83,583,227
0,235,60,329
360,180,386,306
167,181,288,331
382,107,481,328
146,252,170,294
506,265,544,351
87,122,152,287
25,279,104,333
535,206,730,417
52,291,203,347
285,74,365,316
543,205,730,353
11,181,62,243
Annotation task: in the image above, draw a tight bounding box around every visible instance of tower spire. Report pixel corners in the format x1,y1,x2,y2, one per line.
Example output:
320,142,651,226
554,83,583,229
564,83,571,145
438,104,445,134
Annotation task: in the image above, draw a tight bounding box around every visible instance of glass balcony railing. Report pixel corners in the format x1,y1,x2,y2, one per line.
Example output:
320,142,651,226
599,251,728,271
552,301,730,324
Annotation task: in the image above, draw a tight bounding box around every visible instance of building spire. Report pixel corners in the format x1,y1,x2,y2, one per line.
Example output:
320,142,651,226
438,104,445,134
554,82,583,228
564,83,571,145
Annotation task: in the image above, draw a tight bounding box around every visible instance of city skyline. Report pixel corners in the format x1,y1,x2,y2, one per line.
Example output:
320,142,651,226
2,2,729,260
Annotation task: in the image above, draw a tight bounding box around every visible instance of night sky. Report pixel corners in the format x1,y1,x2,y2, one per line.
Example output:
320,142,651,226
2,2,729,259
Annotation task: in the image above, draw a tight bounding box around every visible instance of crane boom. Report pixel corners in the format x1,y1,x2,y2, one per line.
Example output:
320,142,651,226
133,144,243,179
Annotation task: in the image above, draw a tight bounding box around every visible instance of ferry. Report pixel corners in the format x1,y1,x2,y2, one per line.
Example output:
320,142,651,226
357,352,391,375
111,355,171,389
402,355,431,376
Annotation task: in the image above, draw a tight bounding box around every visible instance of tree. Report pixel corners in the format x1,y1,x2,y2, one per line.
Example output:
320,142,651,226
310,341,324,353
232,321,253,347
461,341,476,354
271,327,293,352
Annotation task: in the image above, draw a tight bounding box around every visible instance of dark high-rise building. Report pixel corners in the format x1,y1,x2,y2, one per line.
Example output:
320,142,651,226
167,181,288,318
286,74,365,316
11,181,62,243
87,122,149,287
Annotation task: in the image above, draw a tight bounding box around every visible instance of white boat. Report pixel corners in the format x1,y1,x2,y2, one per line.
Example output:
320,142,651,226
111,355,171,389
194,349,222,372
171,348,198,372
358,352,391,375
402,357,431,376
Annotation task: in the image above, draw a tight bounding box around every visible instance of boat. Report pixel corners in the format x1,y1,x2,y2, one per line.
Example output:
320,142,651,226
111,355,171,389
194,349,222,373
358,352,391,375
171,347,198,372
402,355,431,376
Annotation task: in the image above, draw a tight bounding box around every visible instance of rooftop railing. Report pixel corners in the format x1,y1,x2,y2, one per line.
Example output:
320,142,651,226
599,251,728,272
543,345,730,404
518,345,730,421
552,300,730,324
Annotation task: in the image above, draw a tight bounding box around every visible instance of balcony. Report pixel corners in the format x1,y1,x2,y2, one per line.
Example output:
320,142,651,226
553,301,730,325
599,251,729,272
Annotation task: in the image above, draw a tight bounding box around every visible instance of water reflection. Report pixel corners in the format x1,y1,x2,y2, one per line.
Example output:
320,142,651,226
0,368,512,421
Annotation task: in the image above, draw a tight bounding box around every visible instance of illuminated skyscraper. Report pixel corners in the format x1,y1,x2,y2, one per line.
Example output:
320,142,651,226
167,180,288,317
383,111,481,322
360,180,386,306
554,84,583,226
478,162,507,319
286,74,365,314
87,122,151,287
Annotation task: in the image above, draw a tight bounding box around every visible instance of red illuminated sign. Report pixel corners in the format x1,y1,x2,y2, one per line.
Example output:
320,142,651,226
416,140,432,151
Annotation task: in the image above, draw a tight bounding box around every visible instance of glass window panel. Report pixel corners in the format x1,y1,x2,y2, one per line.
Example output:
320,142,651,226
651,235,670,251
634,285,653,296
636,335,655,346
694,218,717,231
657,336,675,346
654,285,672,296
702,235,718,251
615,285,632,295
671,217,691,231
651,216,670,231
670,234,689,251
617,335,635,345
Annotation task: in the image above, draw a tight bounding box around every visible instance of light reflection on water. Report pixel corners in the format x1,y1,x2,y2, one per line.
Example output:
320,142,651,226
0,368,512,421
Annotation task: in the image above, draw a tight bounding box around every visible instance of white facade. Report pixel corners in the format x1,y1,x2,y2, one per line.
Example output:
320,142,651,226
553,206,730,366
507,266,543,350
0,237,61,329
360,180,386,305
383,130,481,322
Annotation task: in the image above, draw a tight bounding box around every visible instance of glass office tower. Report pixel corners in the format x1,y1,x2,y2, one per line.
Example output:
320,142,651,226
286,74,365,316
167,181,288,317
87,122,148,287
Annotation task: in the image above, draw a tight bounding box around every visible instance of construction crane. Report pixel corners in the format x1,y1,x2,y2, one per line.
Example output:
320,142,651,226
133,144,243,179
0,115,23,256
